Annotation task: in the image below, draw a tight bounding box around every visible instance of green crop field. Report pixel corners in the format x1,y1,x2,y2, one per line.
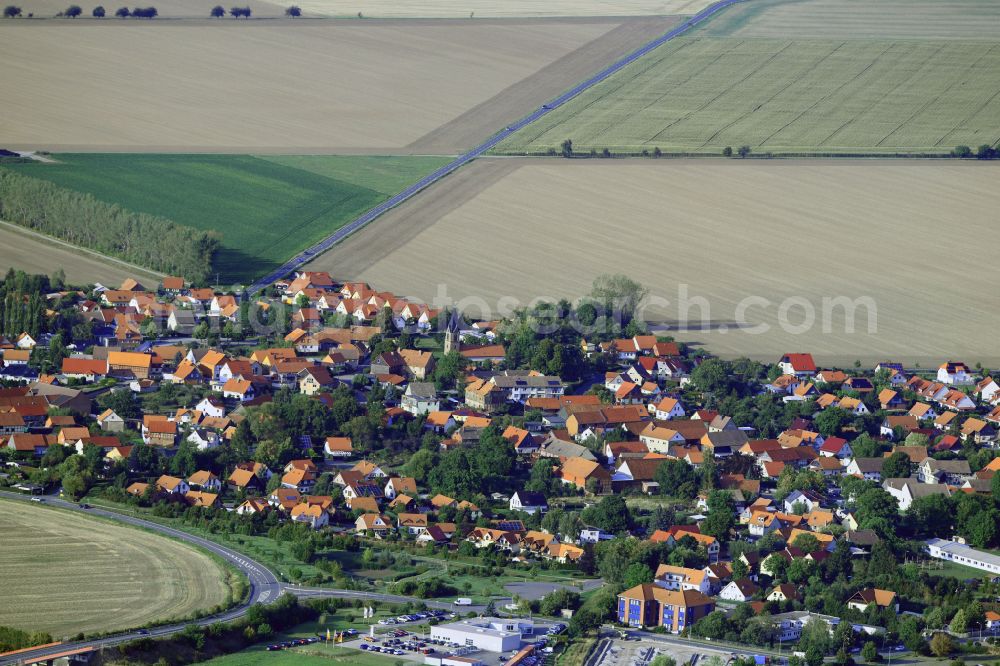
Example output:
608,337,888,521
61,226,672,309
5,154,450,284
0,499,232,637
497,37,1000,156
698,0,1000,40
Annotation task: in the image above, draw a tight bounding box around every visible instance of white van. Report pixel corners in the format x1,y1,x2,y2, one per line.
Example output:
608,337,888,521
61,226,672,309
454,598,472,606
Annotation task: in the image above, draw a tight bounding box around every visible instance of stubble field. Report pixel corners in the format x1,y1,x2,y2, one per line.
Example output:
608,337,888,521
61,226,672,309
0,499,231,637
290,0,713,18
0,222,163,287
309,158,1000,366
0,19,629,153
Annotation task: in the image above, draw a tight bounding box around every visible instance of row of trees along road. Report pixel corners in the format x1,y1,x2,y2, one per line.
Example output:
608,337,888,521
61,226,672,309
3,4,301,16
2,4,157,15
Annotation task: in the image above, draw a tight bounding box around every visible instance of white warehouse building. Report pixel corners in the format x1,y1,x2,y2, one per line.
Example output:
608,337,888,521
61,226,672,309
430,617,533,653
926,538,1000,575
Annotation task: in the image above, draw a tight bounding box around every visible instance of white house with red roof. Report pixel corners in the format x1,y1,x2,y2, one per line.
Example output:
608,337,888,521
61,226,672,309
779,354,817,378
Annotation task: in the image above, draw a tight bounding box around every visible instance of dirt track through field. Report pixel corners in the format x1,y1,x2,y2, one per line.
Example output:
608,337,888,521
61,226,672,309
406,16,681,154
310,158,1000,366
0,19,629,153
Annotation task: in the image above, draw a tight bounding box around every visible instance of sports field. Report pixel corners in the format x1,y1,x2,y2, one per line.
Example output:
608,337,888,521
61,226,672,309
310,158,1000,366
498,37,1000,155
0,499,231,637
5,154,450,283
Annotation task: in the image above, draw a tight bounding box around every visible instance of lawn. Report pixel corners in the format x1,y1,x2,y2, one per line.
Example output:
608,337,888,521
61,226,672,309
557,636,597,666
199,646,413,666
496,37,1000,156
0,499,233,638
923,560,994,581
4,154,449,283
200,613,421,666
83,495,332,584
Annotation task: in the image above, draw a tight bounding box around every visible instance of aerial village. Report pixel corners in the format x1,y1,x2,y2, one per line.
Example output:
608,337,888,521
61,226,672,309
1,268,1000,663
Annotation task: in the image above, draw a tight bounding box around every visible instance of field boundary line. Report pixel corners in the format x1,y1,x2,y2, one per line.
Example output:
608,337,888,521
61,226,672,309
0,219,165,280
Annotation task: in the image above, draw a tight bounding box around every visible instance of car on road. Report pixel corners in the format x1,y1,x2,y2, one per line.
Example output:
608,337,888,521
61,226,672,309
136,629,150,635
30,497,43,502
454,598,472,606
78,503,91,509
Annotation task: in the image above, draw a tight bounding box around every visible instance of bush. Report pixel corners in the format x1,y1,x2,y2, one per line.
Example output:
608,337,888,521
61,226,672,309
4,5,23,16
722,146,733,157
951,145,972,158
975,144,997,160
64,4,81,15
114,6,128,15
285,4,300,15
92,5,104,15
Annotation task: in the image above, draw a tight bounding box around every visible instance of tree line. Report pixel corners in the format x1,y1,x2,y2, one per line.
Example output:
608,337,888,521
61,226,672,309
0,168,218,282
3,4,156,16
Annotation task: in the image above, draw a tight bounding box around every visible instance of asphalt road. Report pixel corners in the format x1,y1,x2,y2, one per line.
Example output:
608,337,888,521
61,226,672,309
0,491,487,665
246,0,746,295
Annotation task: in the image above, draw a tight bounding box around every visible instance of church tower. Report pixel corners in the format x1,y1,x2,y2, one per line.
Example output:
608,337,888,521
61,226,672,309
443,309,461,355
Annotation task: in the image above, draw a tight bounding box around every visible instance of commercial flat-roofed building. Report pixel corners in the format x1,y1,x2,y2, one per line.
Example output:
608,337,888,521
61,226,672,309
926,538,1000,575
430,617,532,653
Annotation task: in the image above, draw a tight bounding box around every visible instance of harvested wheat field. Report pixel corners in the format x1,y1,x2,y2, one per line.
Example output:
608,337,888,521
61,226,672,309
310,158,1000,366
292,0,714,18
0,499,231,637
0,223,163,287
0,19,657,153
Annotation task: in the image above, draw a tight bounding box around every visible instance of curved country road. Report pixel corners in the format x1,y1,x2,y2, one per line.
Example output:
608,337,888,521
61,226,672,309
0,491,486,665
246,0,746,294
